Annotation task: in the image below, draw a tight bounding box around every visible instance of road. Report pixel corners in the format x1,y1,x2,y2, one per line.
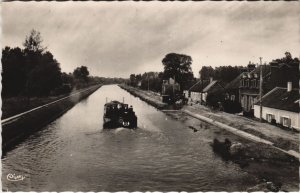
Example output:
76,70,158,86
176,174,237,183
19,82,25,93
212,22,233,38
1,85,296,191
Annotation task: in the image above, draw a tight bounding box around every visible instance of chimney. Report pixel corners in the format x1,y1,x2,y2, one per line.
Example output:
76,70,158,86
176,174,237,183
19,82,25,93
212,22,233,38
287,82,292,92
209,77,213,83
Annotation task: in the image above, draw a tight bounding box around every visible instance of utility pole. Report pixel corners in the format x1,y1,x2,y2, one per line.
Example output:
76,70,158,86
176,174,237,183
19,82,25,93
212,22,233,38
259,57,263,122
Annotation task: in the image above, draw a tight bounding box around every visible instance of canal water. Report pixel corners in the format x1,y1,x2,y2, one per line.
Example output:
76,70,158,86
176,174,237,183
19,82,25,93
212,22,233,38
1,85,268,191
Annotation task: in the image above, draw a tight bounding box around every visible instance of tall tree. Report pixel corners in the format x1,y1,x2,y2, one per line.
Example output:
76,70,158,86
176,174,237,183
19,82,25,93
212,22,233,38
214,66,243,83
162,53,194,89
199,66,215,80
26,51,62,96
73,66,90,82
2,30,64,97
2,47,27,97
23,29,46,53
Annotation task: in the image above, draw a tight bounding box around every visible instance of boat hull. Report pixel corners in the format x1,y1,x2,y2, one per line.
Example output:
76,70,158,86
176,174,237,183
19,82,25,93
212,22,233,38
103,116,137,129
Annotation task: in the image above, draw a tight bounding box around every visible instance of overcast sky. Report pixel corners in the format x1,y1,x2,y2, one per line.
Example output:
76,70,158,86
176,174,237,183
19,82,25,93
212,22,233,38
2,2,299,78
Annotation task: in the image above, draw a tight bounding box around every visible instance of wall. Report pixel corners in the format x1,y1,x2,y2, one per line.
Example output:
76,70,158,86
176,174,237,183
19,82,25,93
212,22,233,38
254,105,299,130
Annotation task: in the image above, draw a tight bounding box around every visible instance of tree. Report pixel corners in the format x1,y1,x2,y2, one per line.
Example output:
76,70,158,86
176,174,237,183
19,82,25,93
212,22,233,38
213,66,244,83
162,53,194,89
129,74,136,86
23,29,46,53
2,30,64,97
1,47,27,97
273,51,299,64
26,52,62,96
199,66,215,80
73,66,90,82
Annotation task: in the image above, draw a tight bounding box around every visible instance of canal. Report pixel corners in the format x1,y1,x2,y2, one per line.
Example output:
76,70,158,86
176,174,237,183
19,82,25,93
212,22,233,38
0,85,286,191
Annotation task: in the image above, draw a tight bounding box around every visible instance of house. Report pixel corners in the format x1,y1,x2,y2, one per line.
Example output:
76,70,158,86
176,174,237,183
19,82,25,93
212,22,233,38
265,59,299,91
253,82,299,130
239,65,271,115
161,77,180,103
224,74,244,113
225,62,257,104
223,62,257,113
201,79,225,104
183,79,210,103
240,58,299,115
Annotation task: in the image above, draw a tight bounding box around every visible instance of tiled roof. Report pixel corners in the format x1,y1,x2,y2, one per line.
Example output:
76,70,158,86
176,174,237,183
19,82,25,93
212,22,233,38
202,80,218,92
186,80,210,92
255,87,299,113
225,73,245,90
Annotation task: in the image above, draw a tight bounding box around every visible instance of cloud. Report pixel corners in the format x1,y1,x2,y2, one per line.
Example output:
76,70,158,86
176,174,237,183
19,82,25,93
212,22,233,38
2,1,299,78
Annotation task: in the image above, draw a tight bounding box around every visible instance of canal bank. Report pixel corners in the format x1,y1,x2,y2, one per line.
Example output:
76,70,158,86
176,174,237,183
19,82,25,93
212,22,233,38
118,85,299,191
2,84,102,153
119,84,167,109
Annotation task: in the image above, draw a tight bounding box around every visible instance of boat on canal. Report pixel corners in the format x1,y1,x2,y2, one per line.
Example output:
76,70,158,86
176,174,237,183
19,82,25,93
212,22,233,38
103,100,137,129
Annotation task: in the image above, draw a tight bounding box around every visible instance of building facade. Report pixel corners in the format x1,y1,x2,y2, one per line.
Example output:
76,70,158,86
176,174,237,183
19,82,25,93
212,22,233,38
253,84,299,130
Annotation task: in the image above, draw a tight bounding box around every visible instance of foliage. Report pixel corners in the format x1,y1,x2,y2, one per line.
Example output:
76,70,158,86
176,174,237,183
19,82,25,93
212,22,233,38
2,30,64,97
23,29,46,53
162,53,194,89
129,72,163,92
2,30,99,97
2,47,27,96
199,65,244,83
272,52,299,64
73,66,90,82
199,66,214,80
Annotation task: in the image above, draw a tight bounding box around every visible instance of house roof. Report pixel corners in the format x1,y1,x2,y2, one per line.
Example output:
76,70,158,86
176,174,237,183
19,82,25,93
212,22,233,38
202,80,222,92
249,64,271,77
255,87,299,113
190,80,210,92
225,73,245,90
225,65,271,90
183,79,210,92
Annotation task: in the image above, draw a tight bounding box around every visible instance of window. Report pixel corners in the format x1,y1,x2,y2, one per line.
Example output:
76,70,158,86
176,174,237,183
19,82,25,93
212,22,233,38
225,93,229,100
280,116,291,127
231,95,235,101
266,114,275,123
240,79,244,87
245,79,249,87
257,80,260,88
252,80,257,88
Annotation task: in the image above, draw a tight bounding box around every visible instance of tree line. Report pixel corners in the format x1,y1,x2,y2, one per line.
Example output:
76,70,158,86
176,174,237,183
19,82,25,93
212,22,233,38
129,53,195,93
129,52,247,93
2,30,98,98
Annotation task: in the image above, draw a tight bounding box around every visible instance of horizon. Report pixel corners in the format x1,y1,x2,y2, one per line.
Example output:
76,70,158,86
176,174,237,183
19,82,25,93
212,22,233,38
2,1,299,78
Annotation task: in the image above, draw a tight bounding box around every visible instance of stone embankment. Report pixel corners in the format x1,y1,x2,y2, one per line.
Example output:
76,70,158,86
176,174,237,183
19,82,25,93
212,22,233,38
118,84,167,109
2,85,102,153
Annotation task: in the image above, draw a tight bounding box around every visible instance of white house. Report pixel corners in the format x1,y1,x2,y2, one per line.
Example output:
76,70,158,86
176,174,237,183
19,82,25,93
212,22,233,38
254,82,299,130
183,79,210,103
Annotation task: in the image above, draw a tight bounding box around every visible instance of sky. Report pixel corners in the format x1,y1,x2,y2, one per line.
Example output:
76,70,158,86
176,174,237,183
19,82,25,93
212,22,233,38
2,1,299,78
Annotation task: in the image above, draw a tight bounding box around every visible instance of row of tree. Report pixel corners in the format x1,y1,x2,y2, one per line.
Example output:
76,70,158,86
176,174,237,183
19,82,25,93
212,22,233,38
2,30,92,97
199,65,246,83
129,52,247,93
129,72,164,92
129,53,195,93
